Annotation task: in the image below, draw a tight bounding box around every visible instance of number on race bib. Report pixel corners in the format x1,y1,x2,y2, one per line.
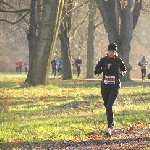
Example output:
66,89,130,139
104,76,116,84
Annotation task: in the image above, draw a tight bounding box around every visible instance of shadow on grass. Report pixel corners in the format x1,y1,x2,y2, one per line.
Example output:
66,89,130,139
0,79,149,89
121,80,150,87
0,105,150,149
0,80,99,89
0,137,150,149
1,91,149,115
54,79,150,88
49,80,100,88
1,98,149,126
0,82,22,89
1,94,100,109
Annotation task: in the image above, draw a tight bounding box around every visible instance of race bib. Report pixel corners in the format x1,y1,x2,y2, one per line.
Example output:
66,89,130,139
104,76,115,84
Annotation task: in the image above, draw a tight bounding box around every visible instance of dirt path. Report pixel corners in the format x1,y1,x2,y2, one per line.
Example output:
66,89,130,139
2,124,149,150
46,126,150,150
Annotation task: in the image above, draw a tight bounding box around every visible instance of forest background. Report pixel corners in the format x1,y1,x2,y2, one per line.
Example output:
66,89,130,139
0,0,150,79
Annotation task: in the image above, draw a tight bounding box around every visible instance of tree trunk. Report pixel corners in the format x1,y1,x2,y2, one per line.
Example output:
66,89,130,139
59,23,72,80
86,0,96,78
59,0,73,80
95,0,142,81
26,0,38,84
95,0,118,42
36,0,43,36
26,0,64,85
118,0,133,81
27,0,37,66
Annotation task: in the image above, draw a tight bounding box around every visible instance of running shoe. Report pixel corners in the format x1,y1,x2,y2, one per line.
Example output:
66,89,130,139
111,121,116,129
105,128,112,136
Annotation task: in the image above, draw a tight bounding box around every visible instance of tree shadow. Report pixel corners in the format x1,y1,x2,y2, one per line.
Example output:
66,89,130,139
0,137,149,149
0,82,22,89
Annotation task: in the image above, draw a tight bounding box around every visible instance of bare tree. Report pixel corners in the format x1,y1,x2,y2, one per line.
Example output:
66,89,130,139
0,0,30,71
86,0,96,78
59,0,73,80
27,0,37,66
26,0,64,85
94,0,142,81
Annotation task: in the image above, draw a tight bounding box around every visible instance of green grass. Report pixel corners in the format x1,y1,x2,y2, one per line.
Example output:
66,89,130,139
0,73,150,146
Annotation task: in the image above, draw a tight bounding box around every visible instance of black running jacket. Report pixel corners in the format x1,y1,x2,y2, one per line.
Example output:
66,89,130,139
94,56,127,88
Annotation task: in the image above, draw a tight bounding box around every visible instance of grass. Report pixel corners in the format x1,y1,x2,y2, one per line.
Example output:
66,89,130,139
0,73,150,147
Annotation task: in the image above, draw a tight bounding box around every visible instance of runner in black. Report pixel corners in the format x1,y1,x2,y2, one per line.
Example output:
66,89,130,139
94,43,127,135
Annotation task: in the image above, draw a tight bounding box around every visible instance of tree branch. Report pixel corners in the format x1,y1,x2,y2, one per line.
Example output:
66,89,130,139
0,12,29,24
0,9,30,13
69,11,89,40
133,0,142,30
95,21,103,28
95,0,118,42
71,0,90,13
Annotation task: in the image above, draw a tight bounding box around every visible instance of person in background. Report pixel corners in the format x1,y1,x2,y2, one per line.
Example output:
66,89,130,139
57,58,62,75
51,57,57,77
94,43,127,136
19,59,22,74
24,61,29,74
75,55,82,78
15,61,19,73
138,56,148,80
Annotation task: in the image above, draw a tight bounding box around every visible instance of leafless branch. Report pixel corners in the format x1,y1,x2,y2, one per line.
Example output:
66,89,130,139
0,12,29,24
69,11,89,40
0,9,30,13
72,0,89,12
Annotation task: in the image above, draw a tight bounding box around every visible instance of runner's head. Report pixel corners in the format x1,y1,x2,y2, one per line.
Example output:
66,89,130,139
108,43,117,52
107,43,117,58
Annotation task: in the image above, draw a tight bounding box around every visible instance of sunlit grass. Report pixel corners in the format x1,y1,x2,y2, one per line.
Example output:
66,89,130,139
0,74,150,144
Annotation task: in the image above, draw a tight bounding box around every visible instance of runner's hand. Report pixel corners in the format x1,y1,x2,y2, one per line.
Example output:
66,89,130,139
108,64,111,69
118,68,122,74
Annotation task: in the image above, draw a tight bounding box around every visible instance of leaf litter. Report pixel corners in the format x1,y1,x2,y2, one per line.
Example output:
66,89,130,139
1,123,149,150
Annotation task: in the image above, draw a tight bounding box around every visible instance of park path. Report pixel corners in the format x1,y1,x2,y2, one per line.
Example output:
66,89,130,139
33,123,150,149
0,126,149,149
